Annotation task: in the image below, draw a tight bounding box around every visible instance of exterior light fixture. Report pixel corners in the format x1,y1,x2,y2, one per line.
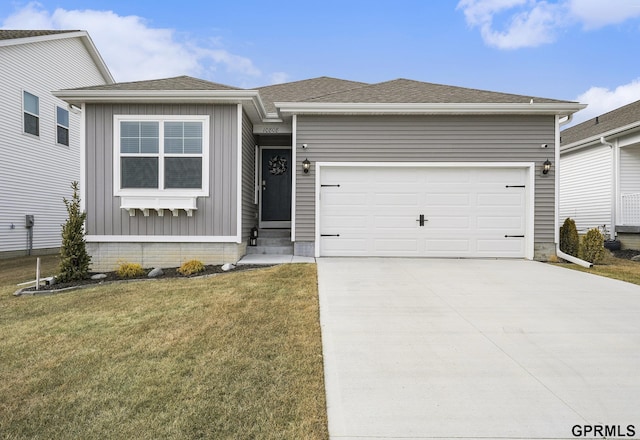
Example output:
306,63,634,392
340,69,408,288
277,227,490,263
302,158,311,174
542,159,552,175
249,226,258,246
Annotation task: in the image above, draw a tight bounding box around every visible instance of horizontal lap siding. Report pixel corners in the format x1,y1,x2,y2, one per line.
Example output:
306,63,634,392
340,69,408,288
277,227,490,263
559,145,612,232
295,115,556,243
0,38,108,252
86,103,238,237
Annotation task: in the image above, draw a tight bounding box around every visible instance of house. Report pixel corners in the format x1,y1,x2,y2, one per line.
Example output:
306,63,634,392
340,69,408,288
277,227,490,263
0,30,114,258
560,99,640,248
53,76,584,270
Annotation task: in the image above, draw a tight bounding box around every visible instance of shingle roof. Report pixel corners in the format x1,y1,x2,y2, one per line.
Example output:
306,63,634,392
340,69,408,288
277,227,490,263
0,30,79,40
69,75,241,91
257,77,368,114
561,99,640,146
305,78,570,105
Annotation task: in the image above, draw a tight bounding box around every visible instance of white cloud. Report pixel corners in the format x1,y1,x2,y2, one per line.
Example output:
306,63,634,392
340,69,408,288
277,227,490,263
571,78,640,125
458,0,640,49
568,0,640,29
1,2,264,83
268,72,290,85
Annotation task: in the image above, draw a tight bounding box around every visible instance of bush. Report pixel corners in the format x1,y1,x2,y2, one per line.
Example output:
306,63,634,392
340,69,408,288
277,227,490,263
178,259,205,276
58,181,91,283
116,262,146,278
579,228,606,264
559,217,580,257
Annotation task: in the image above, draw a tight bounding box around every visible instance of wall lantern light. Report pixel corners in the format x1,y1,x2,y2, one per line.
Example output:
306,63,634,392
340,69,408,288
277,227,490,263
542,159,552,175
302,158,311,174
249,226,258,246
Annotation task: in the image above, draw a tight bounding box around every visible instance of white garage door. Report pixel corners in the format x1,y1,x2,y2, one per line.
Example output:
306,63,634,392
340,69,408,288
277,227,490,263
318,166,529,258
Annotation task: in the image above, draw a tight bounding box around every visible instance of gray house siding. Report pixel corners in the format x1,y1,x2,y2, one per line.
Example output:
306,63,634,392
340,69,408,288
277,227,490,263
85,103,238,237
295,114,556,248
241,109,257,239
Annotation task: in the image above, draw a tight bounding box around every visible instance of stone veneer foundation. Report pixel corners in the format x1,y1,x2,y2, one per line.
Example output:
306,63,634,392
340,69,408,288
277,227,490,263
87,242,247,272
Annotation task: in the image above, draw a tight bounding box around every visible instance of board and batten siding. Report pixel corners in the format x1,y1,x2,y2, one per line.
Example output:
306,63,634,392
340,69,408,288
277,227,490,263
559,145,612,232
295,115,556,244
0,36,109,254
241,109,257,239
85,103,239,237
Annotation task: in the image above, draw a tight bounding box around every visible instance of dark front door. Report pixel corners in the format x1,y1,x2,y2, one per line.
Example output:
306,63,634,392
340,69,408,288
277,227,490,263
261,148,292,227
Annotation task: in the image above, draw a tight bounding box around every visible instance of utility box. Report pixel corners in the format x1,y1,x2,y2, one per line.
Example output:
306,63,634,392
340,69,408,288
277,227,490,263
25,215,34,228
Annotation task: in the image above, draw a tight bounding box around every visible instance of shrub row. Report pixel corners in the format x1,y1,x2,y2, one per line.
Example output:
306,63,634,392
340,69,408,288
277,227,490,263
559,217,606,264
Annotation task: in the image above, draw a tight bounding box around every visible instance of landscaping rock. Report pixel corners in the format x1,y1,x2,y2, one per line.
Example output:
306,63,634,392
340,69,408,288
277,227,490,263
221,263,236,272
148,267,164,278
91,273,107,280
631,255,640,262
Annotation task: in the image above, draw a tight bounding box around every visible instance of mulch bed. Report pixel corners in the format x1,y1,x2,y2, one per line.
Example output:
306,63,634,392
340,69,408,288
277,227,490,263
611,249,640,260
19,264,270,294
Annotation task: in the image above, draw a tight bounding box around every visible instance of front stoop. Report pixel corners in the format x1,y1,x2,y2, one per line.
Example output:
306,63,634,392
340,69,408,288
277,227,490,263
246,229,293,255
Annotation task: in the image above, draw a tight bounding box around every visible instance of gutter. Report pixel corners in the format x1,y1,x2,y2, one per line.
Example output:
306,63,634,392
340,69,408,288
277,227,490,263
556,245,593,268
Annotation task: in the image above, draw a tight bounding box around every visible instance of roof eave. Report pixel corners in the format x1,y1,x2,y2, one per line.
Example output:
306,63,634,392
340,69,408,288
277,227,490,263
52,89,268,122
274,102,586,116
561,121,640,153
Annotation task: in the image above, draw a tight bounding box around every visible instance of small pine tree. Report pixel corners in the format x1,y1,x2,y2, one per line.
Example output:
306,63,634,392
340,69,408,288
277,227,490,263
579,228,606,264
559,218,579,257
58,181,91,282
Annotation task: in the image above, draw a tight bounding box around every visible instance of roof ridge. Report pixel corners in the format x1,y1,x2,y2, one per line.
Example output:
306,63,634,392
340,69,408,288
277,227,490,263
257,76,368,90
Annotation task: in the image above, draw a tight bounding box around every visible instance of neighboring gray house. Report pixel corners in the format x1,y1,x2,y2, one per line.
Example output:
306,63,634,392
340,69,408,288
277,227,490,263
54,76,584,270
0,30,114,258
560,99,640,247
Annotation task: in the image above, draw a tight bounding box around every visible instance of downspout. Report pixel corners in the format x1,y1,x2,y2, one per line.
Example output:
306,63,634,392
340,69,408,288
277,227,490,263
556,114,594,268
599,136,616,236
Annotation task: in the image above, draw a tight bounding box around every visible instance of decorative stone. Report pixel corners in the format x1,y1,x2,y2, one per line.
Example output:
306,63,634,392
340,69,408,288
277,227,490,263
631,255,640,262
221,263,235,272
91,273,107,280
148,267,164,278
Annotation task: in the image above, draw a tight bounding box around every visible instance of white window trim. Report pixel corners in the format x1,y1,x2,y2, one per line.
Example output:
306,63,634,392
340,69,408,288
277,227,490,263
113,114,210,199
22,90,40,137
56,105,70,147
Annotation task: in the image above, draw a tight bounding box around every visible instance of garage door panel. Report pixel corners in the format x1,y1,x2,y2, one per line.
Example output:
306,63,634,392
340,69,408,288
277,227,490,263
319,166,528,258
477,216,525,230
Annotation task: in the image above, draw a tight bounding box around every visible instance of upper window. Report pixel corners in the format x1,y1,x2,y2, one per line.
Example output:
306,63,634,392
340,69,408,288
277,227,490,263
114,115,209,196
56,106,69,146
23,91,39,136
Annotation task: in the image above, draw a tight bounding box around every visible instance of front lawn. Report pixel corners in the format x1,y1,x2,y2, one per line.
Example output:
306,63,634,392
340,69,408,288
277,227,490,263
556,252,640,286
0,257,328,439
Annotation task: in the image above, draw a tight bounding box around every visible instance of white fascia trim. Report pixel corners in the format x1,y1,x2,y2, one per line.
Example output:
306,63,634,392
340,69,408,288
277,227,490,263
86,235,240,243
291,115,297,242
275,102,586,116
561,121,640,153
236,104,243,244
554,115,560,244
314,161,537,260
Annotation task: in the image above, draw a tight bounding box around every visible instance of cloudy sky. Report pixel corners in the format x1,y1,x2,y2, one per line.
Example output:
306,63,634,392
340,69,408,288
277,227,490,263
2,0,640,125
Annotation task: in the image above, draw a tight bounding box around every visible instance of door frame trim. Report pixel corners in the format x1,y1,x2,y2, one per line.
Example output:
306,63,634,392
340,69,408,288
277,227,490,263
315,162,536,259
259,146,292,228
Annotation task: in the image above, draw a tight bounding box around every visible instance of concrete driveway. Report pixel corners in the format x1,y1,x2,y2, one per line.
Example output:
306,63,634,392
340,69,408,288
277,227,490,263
317,258,640,440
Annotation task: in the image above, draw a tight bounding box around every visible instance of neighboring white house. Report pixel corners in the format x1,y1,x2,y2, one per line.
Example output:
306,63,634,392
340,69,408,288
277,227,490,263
0,30,114,257
560,99,640,247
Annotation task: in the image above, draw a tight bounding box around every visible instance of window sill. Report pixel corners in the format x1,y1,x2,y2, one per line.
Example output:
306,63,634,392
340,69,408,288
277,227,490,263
120,195,198,217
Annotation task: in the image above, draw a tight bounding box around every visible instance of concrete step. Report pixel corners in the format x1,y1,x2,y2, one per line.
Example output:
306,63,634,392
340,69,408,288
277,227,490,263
246,244,294,255
257,229,291,238
256,237,291,246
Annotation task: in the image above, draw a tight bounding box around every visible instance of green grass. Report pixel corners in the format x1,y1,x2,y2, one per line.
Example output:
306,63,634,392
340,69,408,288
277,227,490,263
0,256,328,439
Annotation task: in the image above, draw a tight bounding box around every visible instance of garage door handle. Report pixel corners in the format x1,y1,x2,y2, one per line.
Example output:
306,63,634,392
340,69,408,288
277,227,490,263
505,235,525,238
416,214,427,226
